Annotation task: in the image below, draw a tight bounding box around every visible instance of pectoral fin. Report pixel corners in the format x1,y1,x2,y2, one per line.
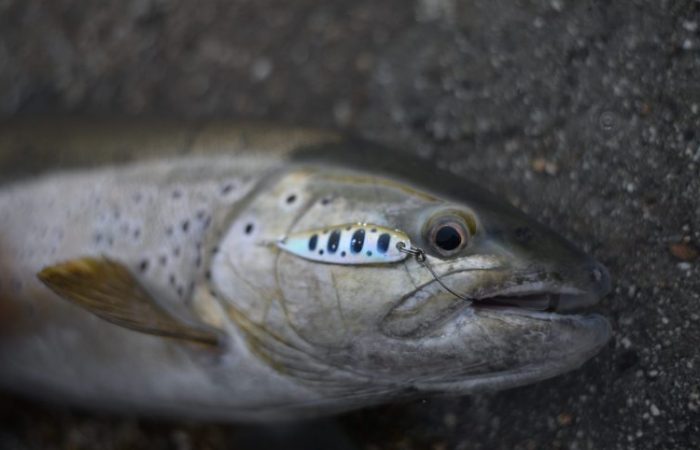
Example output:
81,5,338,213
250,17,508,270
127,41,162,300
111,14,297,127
37,257,220,347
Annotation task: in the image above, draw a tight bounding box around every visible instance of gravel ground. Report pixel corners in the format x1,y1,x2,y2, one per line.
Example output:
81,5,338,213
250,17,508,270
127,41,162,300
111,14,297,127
1,0,699,449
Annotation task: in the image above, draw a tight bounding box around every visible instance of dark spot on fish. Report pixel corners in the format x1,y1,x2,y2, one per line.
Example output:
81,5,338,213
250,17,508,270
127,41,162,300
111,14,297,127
211,246,219,254
177,286,183,297
196,210,206,220
107,237,114,247
138,259,149,273
309,234,318,251
203,216,212,229
244,223,254,234
195,256,202,267
377,233,391,254
169,274,176,285
133,228,141,239
159,255,168,266
351,229,365,254
188,281,195,294
94,233,103,244
327,230,341,254
172,190,182,199
173,246,181,257
209,290,218,298
165,226,173,236
320,197,332,205
286,194,297,204
132,192,143,203
205,270,212,280
181,220,190,233
221,184,233,195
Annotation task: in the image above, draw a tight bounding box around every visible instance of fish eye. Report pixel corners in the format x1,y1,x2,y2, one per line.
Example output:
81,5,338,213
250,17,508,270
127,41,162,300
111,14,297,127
426,215,470,256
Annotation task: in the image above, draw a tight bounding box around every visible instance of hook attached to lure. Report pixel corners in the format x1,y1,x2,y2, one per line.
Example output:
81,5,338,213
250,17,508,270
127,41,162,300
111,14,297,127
396,242,473,304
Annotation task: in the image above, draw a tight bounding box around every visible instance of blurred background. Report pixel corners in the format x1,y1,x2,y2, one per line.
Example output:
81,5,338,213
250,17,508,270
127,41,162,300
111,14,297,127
0,0,699,448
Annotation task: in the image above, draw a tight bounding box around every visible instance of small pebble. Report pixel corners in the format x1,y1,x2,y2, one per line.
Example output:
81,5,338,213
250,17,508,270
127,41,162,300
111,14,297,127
531,158,558,175
669,242,698,261
557,412,573,426
650,404,661,417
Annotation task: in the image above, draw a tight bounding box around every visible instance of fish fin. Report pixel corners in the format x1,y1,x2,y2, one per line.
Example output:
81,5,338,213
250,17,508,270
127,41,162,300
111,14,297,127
37,257,220,347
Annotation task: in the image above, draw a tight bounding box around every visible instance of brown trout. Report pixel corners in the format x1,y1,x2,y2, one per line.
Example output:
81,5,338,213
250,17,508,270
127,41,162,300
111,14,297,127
0,118,611,421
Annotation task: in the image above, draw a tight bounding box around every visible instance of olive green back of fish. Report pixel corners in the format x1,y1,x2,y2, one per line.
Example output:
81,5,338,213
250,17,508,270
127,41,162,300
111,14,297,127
0,118,341,184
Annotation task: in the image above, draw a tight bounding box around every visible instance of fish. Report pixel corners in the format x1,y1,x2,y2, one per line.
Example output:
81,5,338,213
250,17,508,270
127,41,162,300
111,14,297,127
0,118,611,421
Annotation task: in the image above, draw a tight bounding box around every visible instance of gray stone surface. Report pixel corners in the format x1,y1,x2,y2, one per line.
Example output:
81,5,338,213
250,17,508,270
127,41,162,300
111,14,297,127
0,0,698,448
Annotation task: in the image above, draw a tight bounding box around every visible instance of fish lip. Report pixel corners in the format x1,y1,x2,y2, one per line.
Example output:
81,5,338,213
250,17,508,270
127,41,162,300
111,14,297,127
431,265,609,313
397,261,609,317
470,285,601,313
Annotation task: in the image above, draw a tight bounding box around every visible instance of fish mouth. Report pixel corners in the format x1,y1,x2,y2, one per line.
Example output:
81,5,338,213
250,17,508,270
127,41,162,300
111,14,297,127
469,261,611,314
383,262,611,339
470,287,600,313
388,268,609,328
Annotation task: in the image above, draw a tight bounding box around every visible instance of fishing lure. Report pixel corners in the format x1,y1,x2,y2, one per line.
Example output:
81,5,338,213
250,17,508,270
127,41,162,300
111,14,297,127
276,223,472,303
276,223,411,265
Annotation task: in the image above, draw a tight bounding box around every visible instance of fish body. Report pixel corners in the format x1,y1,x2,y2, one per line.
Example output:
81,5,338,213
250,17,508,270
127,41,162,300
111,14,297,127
0,119,611,421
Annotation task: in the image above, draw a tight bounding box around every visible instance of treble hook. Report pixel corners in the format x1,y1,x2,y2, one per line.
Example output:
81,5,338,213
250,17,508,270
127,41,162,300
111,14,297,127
396,242,473,304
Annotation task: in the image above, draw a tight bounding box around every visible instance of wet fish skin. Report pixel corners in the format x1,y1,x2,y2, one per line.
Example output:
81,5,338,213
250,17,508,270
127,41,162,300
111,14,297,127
0,119,611,421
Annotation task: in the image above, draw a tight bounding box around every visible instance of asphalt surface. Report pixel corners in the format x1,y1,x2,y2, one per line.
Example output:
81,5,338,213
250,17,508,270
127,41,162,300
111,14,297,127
0,0,699,449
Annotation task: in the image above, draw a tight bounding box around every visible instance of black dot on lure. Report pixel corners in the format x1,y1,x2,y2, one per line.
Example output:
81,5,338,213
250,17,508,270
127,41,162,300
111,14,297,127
327,230,341,254
350,229,365,254
308,234,318,251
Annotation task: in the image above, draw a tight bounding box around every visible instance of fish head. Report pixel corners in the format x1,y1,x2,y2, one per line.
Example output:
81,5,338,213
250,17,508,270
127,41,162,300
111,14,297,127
214,144,611,399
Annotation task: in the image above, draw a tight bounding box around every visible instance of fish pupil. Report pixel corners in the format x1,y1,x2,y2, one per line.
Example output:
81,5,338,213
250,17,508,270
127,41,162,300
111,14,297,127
308,234,318,251
350,229,365,253
377,233,391,253
435,226,461,251
327,230,341,253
